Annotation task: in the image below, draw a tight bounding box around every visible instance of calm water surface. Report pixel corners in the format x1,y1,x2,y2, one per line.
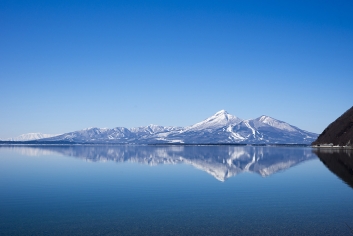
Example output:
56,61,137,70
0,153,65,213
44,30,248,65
0,145,352,235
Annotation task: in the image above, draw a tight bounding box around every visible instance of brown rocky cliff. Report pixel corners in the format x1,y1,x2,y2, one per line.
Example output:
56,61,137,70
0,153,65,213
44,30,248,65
312,106,353,146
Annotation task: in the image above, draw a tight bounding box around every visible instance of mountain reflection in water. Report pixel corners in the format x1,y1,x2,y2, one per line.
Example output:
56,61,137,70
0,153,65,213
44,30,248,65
6,145,316,181
314,148,353,189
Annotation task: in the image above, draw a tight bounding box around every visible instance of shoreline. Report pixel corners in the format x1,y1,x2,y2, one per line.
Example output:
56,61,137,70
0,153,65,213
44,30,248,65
0,142,312,147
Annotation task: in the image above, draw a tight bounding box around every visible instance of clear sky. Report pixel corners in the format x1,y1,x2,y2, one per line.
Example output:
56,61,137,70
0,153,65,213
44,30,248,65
1,0,353,139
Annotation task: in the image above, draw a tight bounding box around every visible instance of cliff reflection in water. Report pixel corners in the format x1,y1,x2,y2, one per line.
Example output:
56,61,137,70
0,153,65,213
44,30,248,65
314,148,353,189
7,145,316,181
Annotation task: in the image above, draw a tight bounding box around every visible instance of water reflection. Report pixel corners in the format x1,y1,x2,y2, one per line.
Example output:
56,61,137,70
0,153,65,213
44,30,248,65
4,145,316,181
314,148,353,189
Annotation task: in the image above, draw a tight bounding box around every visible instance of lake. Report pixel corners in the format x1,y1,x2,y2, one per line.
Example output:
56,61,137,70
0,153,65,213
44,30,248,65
0,145,352,235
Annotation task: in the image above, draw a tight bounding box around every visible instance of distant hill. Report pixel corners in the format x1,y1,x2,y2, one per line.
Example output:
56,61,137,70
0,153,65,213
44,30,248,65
312,106,353,147
5,133,58,141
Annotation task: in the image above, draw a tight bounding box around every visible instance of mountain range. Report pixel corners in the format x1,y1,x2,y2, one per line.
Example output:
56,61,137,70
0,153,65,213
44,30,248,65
4,110,318,144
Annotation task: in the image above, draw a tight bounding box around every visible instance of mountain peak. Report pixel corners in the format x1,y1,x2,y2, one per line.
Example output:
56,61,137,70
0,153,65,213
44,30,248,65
256,115,296,132
186,110,243,131
147,124,160,128
83,127,97,130
258,115,274,122
214,110,228,115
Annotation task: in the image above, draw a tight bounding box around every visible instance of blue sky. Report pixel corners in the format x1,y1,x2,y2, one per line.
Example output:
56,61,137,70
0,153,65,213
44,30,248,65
1,0,353,138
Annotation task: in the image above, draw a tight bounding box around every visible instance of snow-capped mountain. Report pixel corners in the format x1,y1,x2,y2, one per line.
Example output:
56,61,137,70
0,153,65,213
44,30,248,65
9,110,318,144
42,127,135,143
130,124,183,142
228,116,317,144
5,133,58,141
165,110,244,143
39,124,182,143
163,112,317,144
184,110,242,131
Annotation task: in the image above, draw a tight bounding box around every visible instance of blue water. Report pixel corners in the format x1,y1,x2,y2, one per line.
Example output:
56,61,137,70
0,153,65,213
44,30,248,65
0,146,352,235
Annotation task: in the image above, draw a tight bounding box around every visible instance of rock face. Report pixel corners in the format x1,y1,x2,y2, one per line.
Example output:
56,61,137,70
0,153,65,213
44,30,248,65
312,106,353,146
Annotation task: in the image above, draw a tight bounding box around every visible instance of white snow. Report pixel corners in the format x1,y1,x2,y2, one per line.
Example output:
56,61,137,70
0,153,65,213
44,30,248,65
244,120,256,137
184,110,243,132
6,133,60,141
244,153,256,171
258,116,297,132
6,109,317,144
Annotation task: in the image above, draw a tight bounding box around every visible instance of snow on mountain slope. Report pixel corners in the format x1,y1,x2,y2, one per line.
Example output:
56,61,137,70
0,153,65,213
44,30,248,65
10,110,318,144
256,116,297,132
42,127,136,143
6,133,59,141
230,116,318,144
184,110,242,132
130,124,183,136
39,125,183,144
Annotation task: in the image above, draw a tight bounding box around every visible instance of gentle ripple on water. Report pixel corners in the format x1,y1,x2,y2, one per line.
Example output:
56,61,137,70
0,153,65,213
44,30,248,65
0,145,353,235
